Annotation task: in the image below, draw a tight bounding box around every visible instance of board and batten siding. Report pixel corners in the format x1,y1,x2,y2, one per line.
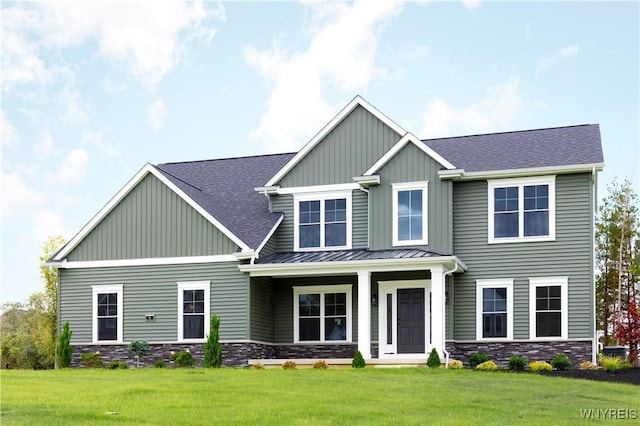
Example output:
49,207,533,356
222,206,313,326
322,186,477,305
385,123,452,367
272,190,368,251
277,105,401,188
452,173,594,340
68,173,238,261
59,262,249,343
369,142,453,254
250,277,275,342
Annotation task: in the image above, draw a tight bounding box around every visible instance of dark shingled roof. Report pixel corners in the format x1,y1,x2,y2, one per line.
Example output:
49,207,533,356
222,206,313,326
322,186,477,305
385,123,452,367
422,124,603,173
155,153,295,250
256,248,447,264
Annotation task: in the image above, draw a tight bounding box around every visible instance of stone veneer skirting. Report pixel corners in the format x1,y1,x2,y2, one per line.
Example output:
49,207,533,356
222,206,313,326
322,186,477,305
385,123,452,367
446,340,594,367
71,341,590,368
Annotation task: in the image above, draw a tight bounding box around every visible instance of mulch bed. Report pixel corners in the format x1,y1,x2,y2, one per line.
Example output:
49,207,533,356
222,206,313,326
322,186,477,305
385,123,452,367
541,368,640,385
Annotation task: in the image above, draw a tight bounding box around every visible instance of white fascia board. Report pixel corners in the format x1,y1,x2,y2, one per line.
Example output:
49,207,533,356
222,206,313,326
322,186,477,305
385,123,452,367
265,96,407,187
254,186,279,194
439,163,605,181
352,175,380,186
57,255,238,269
364,133,456,176
53,164,251,261
239,255,467,277
276,182,359,195
254,215,284,258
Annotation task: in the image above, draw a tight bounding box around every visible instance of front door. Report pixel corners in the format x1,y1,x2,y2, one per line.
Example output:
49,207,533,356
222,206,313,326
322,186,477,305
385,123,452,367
397,288,425,354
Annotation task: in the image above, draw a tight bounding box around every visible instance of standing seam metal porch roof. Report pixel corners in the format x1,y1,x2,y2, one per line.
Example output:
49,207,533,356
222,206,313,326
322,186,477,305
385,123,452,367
255,248,448,264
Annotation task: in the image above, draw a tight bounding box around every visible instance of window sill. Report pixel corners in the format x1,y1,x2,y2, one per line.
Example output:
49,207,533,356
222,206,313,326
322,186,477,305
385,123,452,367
392,239,428,247
293,340,352,344
488,236,555,244
295,246,351,252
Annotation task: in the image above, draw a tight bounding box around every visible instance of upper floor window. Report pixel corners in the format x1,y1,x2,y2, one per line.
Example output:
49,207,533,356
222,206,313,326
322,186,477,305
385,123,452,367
177,281,210,342
488,176,556,244
529,277,568,339
392,182,428,246
294,191,352,251
92,284,123,343
476,279,513,340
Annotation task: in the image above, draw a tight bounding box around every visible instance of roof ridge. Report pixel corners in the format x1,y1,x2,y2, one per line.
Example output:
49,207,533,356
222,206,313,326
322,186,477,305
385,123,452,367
157,151,296,166
421,123,597,142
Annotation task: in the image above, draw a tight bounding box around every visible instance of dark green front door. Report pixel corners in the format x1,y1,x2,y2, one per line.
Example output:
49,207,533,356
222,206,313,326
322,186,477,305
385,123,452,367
397,288,425,354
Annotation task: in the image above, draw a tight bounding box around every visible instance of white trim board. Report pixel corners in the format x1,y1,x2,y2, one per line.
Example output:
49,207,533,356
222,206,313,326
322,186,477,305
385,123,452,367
54,255,238,269
265,96,407,187
52,164,251,262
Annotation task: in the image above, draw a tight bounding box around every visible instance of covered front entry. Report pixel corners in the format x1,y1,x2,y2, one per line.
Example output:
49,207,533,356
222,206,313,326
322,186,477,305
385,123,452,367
379,280,431,358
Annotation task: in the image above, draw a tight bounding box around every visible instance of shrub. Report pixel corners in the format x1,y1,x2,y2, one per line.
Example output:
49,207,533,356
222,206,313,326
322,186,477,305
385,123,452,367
447,359,463,369
352,350,366,368
154,359,165,368
598,355,623,372
475,360,498,370
468,353,489,368
128,340,149,368
282,360,297,370
313,360,328,369
529,361,552,372
56,322,73,368
507,356,528,371
80,352,104,368
203,315,222,368
550,354,572,370
252,362,265,370
171,350,195,368
579,360,597,370
426,348,441,368
106,360,129,369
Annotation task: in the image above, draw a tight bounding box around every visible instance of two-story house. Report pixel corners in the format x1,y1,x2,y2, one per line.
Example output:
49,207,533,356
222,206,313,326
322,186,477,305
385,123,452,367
48,96,604,367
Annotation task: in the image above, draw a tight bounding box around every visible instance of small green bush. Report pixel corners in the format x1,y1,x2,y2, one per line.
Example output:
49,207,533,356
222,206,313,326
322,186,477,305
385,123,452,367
352,350,366,368
426,348,441,368
468,353,489,368
447,359,463,369
203,314,222,368
154,359,165,368
598,355,623,372
475,360,498,370
56,322,73,368
80,352,104,368
550,354,572,370
313,360,328,369
282,360,297,370
579,360,597,370
529,361,552,372
106,360,129,369
171,350,195,368
507,356,528,371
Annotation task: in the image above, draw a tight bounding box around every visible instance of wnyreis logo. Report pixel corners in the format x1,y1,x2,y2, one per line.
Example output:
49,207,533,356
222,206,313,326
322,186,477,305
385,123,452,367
580,409,637,420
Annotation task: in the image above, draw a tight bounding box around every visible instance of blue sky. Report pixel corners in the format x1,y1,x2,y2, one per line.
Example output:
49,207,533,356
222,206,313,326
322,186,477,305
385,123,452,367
1,1,638,304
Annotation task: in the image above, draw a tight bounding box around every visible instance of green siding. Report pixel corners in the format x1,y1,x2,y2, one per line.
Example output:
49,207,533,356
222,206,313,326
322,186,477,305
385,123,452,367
68,174,238,261
250,277,274,342
369,143,452,254
352,189,368,249
59,262,249,343
273,194,294,252
278,106,401,187
452,173,594,340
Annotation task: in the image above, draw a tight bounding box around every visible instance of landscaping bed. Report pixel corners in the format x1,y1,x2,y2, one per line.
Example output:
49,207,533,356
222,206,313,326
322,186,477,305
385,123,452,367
542,367,640,385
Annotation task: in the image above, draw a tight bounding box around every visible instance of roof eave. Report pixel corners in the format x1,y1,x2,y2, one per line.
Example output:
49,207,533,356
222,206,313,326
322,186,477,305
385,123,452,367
438,163,604,181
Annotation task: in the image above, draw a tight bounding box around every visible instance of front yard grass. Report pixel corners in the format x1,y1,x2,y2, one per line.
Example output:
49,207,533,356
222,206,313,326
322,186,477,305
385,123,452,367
1,368,637,425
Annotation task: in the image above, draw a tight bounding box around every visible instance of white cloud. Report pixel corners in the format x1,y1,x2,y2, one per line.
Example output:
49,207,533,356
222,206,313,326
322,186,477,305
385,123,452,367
536,43,580,72
48,149,89,185
245,0,403,152
462,0,482,10
418,79,523,138
148,98,168,132
0,167,45,218
1,111,20,148
83,131,119,157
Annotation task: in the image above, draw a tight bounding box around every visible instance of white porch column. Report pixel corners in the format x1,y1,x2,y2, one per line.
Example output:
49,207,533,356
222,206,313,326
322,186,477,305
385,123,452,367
430,266,446,357
357,270,372,359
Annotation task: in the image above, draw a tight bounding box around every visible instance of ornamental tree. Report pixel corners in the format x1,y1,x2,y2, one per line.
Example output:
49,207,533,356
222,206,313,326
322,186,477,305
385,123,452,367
615,298,640,365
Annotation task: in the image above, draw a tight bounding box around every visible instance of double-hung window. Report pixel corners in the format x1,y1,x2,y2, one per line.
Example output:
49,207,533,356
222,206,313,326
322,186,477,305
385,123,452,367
294,191,351,250
529,277,568,339
92,284,123,343
392,182,428,246
293,285,352,343
488,176,555,243
476,279,513,340
177,281,210,341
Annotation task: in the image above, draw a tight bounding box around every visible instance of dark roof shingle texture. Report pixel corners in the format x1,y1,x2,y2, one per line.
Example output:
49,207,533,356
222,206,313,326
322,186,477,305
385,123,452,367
423,124,603,173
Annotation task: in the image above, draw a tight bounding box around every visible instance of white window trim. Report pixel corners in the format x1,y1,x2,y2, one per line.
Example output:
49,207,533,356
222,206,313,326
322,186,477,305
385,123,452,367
177,281,211,343
475,279,514,341
529,276,568,340
293,284,352,343
92,284,123,344
293,190,352,251
487,176,556,244
392,181,429,246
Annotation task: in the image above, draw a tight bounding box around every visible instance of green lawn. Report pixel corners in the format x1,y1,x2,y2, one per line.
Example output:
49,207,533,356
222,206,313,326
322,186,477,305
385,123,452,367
1,368,637,425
